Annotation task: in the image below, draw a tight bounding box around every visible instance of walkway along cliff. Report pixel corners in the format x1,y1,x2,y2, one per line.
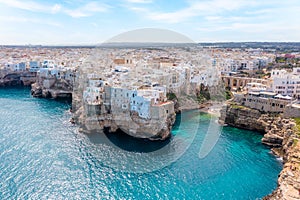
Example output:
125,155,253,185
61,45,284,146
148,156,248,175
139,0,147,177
219,101,300,200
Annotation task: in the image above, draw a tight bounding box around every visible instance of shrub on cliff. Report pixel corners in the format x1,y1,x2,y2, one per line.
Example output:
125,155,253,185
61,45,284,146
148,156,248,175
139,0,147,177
293,117,300,136
167,92,177,100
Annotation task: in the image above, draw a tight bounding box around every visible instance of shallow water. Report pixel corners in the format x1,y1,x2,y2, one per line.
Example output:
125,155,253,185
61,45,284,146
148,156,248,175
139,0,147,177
0,87,282,199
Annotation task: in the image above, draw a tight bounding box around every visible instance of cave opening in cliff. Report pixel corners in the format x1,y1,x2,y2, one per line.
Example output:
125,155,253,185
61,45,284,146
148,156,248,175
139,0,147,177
104,128,171,153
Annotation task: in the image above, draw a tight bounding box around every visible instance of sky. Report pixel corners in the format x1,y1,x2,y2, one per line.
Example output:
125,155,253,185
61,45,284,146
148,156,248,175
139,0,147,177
0,0,299,45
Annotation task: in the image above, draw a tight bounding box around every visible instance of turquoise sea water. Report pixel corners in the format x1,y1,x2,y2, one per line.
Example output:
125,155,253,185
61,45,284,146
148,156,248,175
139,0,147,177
0,88,282,199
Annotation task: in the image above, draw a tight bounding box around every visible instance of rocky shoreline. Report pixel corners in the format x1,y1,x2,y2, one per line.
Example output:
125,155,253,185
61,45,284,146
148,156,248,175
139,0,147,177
219,102,300,200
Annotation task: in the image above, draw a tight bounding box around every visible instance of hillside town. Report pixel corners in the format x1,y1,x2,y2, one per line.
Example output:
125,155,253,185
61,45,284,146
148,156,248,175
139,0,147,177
1,45,300,136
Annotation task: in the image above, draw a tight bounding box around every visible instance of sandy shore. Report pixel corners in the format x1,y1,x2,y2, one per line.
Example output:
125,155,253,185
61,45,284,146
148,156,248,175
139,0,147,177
205,102,223,117
180,100,224,117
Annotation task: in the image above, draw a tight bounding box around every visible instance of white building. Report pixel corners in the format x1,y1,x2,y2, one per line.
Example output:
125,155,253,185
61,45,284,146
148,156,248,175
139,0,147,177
5,62,15,71
42,60,56,68
14,62,26,72
130,95,151,119
29,61,40,72
83,86,104,104
270,68,300,99
245,82,267,92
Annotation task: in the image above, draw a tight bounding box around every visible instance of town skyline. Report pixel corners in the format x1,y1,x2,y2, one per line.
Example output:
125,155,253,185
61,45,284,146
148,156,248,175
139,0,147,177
0,0,299,45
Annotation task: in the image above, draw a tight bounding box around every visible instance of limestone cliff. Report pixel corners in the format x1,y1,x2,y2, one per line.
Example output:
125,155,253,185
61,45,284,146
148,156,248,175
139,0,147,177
264,118,300,200
0,72,36,87
219,102,300,200
31,78,72,99
72,94,176,141
219,102,274,133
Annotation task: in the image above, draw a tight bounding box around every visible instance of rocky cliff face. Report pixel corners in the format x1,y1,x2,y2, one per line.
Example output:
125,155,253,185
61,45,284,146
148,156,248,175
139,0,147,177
31,79,72,99
219,102,275,133
219,102,300,200
264,118,300,200
73,99,176,141
0,72,36,87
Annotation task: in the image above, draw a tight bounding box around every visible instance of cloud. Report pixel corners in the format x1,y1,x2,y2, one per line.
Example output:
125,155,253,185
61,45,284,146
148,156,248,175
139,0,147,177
0,0,110,18
125,0,153,3
128,0,276,23
128,0,262,23
51,4,62,14
90,22,99,28
0,0,62,14
64,1,110,18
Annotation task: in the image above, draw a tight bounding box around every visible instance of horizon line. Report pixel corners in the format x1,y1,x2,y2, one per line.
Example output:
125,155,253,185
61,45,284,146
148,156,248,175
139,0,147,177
1,41,300,47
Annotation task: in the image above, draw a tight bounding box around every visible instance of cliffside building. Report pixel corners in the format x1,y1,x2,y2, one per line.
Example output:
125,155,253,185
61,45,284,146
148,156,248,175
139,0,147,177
271,68,300,99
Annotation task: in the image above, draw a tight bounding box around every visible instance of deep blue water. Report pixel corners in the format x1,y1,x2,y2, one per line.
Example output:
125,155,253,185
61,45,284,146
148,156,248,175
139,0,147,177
0,88,282,199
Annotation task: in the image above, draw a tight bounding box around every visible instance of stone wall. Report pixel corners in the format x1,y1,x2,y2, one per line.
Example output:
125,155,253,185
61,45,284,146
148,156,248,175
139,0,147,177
284,104,300,118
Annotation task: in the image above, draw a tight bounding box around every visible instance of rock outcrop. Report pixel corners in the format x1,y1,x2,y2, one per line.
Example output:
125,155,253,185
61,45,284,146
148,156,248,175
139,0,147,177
219,101,300,200
31,79,72,99
0,72,36,87
264,119,300,200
